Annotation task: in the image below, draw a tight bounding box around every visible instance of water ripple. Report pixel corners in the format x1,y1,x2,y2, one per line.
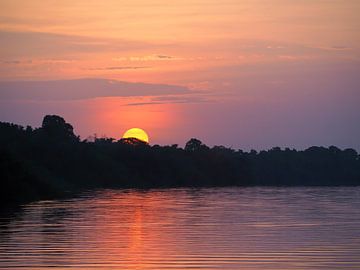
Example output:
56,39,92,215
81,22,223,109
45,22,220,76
0,187,360,269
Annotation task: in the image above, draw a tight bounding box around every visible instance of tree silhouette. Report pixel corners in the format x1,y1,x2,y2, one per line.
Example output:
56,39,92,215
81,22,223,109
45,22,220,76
41,115,78,141
118,137,149,146
1,114,360,205
185,138,209,152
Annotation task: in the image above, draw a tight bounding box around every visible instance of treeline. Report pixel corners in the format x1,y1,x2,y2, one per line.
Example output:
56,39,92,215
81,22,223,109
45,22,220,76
1,115,359,205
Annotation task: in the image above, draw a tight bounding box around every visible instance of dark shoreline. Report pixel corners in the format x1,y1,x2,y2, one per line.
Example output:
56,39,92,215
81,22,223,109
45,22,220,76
1,115,360,207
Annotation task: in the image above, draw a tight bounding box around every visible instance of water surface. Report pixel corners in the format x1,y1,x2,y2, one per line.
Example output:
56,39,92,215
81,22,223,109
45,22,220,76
1,187,360,269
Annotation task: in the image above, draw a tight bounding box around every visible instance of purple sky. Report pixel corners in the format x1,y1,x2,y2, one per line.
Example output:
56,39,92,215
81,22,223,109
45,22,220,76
0,1,359,150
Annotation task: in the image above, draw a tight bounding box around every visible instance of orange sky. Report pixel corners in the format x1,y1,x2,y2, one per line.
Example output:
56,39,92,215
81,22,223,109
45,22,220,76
1,0,359,83
0,0,359,149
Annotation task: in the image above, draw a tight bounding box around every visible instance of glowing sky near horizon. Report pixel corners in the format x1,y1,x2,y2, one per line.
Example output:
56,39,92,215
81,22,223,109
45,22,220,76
0,0,359,150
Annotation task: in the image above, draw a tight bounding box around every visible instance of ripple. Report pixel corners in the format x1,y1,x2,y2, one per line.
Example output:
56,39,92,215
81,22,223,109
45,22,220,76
0,187,360,269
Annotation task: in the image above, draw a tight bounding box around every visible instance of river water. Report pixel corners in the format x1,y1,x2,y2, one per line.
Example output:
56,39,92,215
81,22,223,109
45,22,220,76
0,187,360,269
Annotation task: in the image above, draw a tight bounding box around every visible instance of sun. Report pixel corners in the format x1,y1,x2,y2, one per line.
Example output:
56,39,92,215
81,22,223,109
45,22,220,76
122,128,149,143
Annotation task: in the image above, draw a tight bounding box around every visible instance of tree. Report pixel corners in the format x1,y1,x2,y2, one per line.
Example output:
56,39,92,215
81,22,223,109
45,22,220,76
185,138,209,152
41,115,78,141
118,137,149,147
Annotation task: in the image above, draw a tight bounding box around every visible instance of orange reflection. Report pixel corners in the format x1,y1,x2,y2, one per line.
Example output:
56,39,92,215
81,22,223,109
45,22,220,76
128,207,144,267
84,191,183,269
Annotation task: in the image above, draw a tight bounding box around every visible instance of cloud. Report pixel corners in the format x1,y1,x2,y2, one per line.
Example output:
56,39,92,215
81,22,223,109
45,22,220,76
0,30,160,58
0,78,191,100
308,45,352,51
112,54,182,62
85,66,150,71
156,55,174,59
1,59,45,64
2,60,22,64
126,95,209,106
0,15,81,28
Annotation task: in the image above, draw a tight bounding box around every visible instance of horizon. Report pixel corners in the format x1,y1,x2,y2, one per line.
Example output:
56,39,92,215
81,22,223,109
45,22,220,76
1,1,359,151
2,113,359,153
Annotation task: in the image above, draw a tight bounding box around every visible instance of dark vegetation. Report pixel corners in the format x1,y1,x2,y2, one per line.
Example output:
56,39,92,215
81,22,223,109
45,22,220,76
1,115,359,205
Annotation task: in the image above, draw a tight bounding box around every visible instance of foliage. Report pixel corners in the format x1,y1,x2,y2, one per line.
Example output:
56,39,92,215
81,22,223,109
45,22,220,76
1,115,359,205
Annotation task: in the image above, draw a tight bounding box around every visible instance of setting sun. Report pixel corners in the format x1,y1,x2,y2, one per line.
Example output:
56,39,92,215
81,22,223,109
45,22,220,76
122,128,149,143
1,1,360,269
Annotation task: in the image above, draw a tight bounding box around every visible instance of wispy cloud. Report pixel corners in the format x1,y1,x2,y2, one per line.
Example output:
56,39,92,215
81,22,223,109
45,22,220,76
156,54,175,59
0,78,191,100
126,95,209,106
2,60,22,64
0,30,162,58
112,54,182,62
1,59,73,65
308,45,352,51
85,66,150,71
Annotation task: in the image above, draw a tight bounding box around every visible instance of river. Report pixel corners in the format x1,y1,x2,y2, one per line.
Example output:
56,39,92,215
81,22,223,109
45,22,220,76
1,187,359,269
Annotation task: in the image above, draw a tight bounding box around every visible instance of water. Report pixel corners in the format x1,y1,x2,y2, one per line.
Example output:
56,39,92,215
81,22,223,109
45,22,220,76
0,187,360,269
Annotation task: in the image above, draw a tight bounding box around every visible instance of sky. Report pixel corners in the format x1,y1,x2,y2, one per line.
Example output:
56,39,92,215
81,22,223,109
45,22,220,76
0,0,359,150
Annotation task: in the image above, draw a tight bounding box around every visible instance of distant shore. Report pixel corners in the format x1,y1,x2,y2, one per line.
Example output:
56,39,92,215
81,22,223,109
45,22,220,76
1,115,360,206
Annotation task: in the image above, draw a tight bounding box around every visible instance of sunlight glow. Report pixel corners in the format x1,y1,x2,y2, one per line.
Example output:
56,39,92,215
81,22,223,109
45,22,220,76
123,128,149,143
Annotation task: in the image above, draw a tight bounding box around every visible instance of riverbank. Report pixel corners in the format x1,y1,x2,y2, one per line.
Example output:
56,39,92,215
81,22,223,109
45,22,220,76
1,115,360,206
